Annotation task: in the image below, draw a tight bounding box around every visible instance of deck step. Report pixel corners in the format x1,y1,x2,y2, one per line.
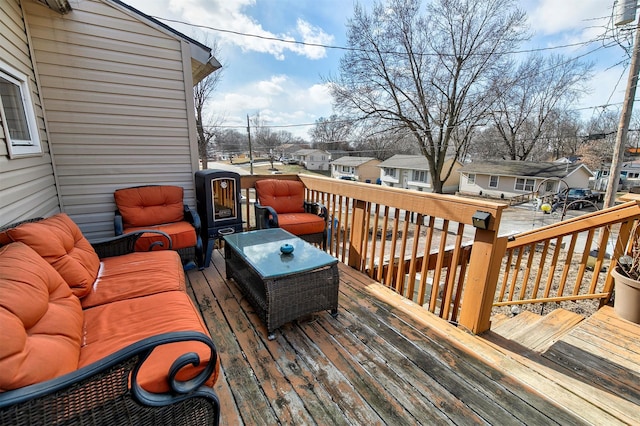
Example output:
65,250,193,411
491,309,585,352
491,310,542,339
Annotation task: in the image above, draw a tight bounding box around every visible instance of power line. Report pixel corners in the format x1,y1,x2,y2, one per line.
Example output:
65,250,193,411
205,100,638,131
155,16,620,57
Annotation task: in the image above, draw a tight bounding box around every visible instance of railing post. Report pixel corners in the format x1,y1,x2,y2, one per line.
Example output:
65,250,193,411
458,230,507,334
348,199,366,269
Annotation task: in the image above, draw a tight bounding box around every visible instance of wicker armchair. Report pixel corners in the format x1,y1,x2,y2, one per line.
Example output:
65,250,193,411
0,332,220,426
114,185,203,270
254,179,328,250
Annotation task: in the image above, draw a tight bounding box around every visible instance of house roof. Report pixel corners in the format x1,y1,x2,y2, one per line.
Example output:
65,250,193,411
378,154,431,171
110,0,221,84
293,149,328,156
459,159,593,179
330,156,378,166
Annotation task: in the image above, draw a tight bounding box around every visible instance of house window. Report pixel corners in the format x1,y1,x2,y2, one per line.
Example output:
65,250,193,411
515,178,535,192
384,168,397,178
0,62,41,158
412,170,427,182
545,181,554,192
489,175,499,188
467,173,476,184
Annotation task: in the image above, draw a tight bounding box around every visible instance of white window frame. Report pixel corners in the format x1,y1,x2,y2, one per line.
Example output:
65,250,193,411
489,175,499,188
412,170,427,182
467,173,476,184
515,178,535,192
0,60,41,158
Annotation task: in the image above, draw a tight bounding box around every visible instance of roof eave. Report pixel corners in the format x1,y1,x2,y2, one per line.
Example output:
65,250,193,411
37,0,72,14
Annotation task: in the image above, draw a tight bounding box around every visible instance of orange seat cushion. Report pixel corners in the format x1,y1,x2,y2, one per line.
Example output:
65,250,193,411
0,243,83,391
277,213,326,235
4,214,100,298
255,180,305,214
115,186,185,228
81,250,185,309
125,221,197,252
81,292,219,393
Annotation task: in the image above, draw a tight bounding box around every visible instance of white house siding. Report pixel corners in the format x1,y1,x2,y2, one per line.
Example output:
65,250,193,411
21,0,199,239
0,0,60,225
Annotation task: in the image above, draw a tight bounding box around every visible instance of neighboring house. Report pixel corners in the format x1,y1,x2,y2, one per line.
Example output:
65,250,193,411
0,0,220,239
593,160,640,191
378,154,462,193
292,149,331,171
458,160,594,199
330,156,381,182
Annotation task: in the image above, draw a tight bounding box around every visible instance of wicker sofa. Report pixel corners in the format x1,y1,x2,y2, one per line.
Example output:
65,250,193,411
0,214,220,425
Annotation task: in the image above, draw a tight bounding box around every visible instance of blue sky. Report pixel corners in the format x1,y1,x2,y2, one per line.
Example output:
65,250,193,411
124,0,629,139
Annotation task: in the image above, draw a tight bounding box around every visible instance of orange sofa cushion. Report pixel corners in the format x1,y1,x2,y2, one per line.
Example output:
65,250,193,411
277,213,326,235
4,214,100,298
125,221,197,252
81,250,186,309
0,243,83,392
81,292,219,393
115,186,185,228
255,180,305,214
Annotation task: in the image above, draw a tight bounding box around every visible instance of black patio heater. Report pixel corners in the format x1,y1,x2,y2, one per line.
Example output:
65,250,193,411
195,169,243,268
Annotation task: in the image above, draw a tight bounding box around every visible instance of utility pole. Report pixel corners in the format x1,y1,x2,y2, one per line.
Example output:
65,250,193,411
246,114,254,175
605,4,640,207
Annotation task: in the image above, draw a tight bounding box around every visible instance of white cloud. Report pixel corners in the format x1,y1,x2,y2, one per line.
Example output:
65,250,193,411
525,0,612,36
164,0,333,60
209,77,333,138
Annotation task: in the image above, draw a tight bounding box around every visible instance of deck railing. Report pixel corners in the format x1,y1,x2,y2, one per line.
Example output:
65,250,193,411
238,174,640,334
495,200,640,310
241,174,507,333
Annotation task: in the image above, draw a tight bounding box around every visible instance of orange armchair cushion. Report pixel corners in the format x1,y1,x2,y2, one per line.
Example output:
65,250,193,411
277,213,326,235
4,213,100,298
0,243,83,391
255,180,305,214
125,221,197,251
81,291,219,393
115,186,185,228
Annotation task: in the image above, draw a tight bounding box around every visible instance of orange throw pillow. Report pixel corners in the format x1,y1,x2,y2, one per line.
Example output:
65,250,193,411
0,242,83,391
5,214,100,298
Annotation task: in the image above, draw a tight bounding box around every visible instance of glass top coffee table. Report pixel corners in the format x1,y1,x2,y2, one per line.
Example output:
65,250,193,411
223,228,339,340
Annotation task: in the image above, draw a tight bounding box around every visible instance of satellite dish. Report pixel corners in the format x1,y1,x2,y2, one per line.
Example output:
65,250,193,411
615,0,638,26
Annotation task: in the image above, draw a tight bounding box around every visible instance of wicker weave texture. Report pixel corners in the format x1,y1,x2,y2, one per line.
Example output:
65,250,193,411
0,353,219,426
224,244,339,333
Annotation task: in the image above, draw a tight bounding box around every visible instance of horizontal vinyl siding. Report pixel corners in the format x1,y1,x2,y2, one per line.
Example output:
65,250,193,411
24,0,197,239
0,0,59,226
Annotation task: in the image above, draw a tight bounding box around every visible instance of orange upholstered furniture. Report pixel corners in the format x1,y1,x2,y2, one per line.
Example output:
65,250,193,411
0,214,220,425
254,179,328,249
114,185,202,270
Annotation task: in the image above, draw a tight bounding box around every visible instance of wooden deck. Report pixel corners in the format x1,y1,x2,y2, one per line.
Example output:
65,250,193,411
186,249,640,425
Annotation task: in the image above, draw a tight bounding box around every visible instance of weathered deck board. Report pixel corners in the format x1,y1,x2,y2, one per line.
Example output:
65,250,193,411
186,250,640,425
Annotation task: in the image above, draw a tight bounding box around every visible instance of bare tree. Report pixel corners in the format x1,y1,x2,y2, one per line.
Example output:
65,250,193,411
309,115,352,151
214,128,247,159
250,113,286,169
194,39,223,170
490,53,592,161
328,0,527,192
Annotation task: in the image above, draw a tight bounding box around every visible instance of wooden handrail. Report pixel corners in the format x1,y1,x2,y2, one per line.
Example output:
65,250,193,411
240,174,507,333
497,200,640,313
238,174,638,334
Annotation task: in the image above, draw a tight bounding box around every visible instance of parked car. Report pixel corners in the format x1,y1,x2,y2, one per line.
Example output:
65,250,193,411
559,188,603,210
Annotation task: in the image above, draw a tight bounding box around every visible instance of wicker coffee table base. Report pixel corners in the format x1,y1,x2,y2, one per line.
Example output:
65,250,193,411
224,244,339,340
